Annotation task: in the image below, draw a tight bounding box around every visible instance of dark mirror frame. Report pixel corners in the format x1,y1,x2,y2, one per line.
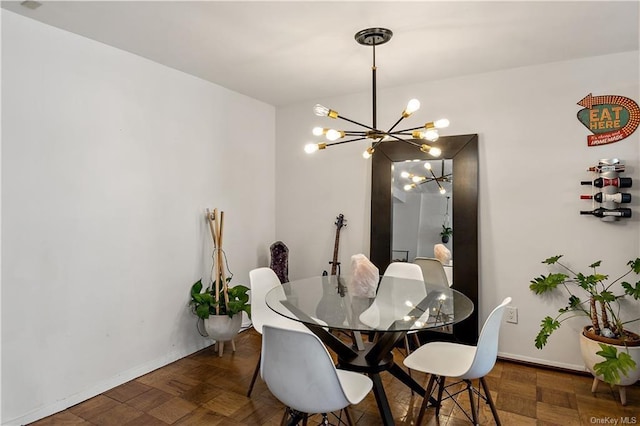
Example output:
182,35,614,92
370,134,479,344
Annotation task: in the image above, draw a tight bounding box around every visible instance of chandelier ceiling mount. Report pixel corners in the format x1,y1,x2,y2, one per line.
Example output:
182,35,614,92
304,28,449,159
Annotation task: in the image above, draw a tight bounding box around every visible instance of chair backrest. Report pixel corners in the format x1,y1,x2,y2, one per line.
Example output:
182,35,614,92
383,262,424,281
249,267,283,334
463,297,512,379
260,325,352,414
413,257,450,287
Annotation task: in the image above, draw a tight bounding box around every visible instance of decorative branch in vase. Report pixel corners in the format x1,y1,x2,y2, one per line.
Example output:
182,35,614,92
188,208,250,356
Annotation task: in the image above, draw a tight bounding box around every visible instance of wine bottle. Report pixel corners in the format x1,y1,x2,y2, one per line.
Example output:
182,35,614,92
580,177,632,188
580,207,632,218
587,164,625,173
580,192,632,203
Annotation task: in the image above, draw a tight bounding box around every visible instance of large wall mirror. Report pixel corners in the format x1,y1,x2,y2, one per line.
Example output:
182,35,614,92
370,134,478,344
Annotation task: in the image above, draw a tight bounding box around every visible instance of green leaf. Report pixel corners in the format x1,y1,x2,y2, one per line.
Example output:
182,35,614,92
190,280,203,296
529,273,568,294
542,255,563,265
588,260,602,269
559,295,582,313
593,344,637,384
535,316,560,349
594,291,616,303
195,304,210,319
621,280,640,300
627,258,640,274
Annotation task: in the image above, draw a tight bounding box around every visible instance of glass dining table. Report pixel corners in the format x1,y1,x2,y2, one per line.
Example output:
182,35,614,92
265,274,474,426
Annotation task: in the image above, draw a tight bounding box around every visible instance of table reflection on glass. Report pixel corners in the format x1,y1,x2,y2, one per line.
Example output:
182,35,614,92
265,275,474,426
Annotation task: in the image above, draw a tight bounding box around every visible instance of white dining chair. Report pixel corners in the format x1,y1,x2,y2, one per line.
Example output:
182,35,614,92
261,324,373,425
413,257,450,288
384,261,424,281
382,262,426,355
247,267,312,397
403,297,512,425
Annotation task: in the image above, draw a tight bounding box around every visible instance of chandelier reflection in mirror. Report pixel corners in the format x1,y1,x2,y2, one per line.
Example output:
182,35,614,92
402,160,451,194
304,28,449,159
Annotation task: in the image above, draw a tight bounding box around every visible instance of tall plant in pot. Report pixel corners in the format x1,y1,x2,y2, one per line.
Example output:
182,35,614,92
529,255,640,405
189,208,251,356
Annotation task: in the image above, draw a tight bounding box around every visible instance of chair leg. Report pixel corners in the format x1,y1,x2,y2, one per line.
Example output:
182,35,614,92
417,374,436,425
280,408,288,426
435,376,446,417
412,333,421,349
404,336,414,395
247,352,261,397
465,379,478,425
480,377,501,425
343,407,355,426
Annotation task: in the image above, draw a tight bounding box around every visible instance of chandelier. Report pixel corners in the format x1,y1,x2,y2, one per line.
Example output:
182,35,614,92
304,28,449,159
401,160,451,194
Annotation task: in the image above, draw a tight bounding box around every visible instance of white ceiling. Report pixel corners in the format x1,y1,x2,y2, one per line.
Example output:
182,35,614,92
2,1,639,107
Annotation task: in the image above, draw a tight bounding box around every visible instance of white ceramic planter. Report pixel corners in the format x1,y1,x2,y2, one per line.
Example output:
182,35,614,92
579,326,640,405
204,314,242,356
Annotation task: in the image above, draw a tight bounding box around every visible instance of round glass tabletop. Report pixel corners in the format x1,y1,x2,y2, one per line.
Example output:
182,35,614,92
265,275,473,333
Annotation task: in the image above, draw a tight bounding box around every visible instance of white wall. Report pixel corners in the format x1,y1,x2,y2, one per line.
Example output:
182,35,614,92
416,193,452,258
392,194,420,261
276,51,639,371
1,11,275,424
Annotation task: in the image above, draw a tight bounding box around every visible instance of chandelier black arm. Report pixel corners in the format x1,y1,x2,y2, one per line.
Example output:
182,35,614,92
326,137,369,147
384,134,423,147
394,125,429,133
370,137,386,150
384,115,407,135
427,168,445,192
336,115,380,132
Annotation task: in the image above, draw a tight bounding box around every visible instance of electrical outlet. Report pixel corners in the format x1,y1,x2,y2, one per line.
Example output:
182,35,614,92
506,306,518,324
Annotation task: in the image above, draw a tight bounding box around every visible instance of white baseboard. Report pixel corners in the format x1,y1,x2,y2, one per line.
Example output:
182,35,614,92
4,339,214,426
498,351,588,373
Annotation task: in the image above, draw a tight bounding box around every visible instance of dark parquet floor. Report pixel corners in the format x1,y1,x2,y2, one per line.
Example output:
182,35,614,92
31,328,639,425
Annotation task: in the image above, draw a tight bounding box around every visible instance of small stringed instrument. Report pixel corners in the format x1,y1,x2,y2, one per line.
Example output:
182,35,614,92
324,214,347,277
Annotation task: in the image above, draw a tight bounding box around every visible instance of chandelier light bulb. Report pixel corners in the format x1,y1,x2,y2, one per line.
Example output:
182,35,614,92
400,171,410,178
312,126,324,136
434,118,450,129
304,143,319,154
403,99,421,117
325,129,342,141
439,187,447,194
363,146,375,159
424,162,432,170
429,146,442,157
425,129,439,142
313,104,330,117
403,184,415,191
412,176,423,183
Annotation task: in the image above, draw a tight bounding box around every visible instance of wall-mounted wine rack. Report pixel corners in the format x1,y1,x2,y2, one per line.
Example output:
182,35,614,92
580,159,632,221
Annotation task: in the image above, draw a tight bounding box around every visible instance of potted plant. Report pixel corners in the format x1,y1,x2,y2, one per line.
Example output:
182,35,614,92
190,278,251,342
188,208,251,356
440,224,453,243
529,255,640,404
